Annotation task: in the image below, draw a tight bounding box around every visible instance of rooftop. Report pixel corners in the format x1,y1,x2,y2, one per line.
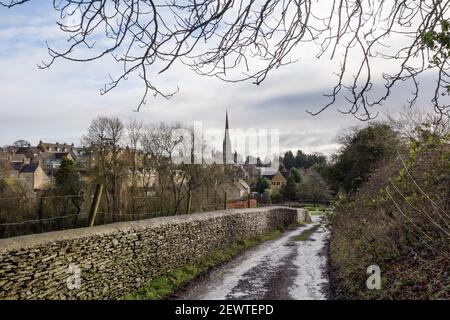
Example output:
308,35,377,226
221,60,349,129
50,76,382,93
19,163,39,173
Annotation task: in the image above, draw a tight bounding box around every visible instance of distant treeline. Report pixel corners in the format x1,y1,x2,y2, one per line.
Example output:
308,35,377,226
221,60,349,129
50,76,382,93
280,150,327,170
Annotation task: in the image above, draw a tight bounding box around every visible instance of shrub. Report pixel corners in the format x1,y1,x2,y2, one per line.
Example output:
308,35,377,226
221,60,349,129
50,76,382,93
270,190,283,204
329,124,450,299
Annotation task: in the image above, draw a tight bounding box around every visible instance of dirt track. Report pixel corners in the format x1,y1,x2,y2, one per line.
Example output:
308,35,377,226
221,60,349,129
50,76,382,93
173,215,329,300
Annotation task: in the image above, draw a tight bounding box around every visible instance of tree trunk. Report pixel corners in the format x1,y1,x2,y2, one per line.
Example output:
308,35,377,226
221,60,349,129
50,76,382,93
186,189,192,214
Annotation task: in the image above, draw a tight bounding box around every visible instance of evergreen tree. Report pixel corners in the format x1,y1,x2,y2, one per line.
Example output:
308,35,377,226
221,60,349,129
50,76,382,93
281,176,298,200
55,157,76,187
255,176,271,193
295,150,308,168
282,151,296,170
290,167,302,183
54,157,83,211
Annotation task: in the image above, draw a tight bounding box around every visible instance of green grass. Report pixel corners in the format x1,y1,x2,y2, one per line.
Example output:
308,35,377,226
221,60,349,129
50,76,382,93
124,224,299,300
302,205,328,211
308,210,325,215
292,225,319,241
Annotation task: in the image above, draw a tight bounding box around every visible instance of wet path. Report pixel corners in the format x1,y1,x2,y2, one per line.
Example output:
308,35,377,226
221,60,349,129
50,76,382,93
174,215,329,300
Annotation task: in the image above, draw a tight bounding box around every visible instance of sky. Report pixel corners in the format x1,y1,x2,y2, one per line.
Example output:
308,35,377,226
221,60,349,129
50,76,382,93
0,1,442,156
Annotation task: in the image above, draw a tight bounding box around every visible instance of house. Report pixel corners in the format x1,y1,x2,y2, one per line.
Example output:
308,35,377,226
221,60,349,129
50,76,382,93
38,141,74,153
39,151,75,173
0,153,31,179
10,153,29,164
1,141,84,186
16,146,42,160
0,151,9,163
223,179,251,201
124,168,159,189
259,169,288,190
1,162,23,179
237,179,251,195
70,147,91,166
18,162,51,190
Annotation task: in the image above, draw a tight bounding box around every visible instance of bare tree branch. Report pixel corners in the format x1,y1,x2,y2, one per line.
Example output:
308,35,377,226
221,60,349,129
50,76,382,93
1,0,449,119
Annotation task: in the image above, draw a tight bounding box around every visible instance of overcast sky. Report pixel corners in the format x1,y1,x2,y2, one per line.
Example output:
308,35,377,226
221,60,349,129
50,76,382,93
0,2,441,156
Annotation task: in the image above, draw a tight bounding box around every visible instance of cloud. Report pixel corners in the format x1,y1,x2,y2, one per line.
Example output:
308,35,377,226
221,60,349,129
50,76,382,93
0,2,446,157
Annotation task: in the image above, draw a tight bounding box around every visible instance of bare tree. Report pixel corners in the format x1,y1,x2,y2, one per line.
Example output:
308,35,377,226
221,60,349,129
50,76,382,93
205,163,227,210
82,116,125,220
142,122,186,214
179,127,209,213
124,119,144,217
13,140,30,148
0,161,11,179
386,106,450,141
1,1,449,119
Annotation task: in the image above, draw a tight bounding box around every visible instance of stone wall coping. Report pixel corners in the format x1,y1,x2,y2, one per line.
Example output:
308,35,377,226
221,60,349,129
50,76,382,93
0,206,292,253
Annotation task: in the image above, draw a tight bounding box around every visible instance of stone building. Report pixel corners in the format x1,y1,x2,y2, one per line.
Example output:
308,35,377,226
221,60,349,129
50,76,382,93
18,163,51,191
223,179,251,201
260,169,288,190
37,141,74,153
40,151,75,174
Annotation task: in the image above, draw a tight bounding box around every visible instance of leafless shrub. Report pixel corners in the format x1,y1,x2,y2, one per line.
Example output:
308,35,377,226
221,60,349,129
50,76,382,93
329,119,450,299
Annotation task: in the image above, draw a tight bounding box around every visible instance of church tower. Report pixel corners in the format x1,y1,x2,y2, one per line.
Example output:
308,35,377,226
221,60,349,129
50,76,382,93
223,110,232,164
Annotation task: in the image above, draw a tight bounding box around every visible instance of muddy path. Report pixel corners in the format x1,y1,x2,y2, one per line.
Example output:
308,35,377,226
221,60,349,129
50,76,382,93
173,215,329,300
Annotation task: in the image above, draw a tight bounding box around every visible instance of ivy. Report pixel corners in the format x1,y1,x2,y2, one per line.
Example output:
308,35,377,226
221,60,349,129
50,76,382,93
422,20,450,92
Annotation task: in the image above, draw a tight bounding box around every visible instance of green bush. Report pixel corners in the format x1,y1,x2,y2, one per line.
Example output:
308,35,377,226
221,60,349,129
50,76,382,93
270,190,283,204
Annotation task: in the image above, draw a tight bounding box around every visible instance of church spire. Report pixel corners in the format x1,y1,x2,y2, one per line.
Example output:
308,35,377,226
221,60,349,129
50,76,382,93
225,109,229,130
223,109,232,164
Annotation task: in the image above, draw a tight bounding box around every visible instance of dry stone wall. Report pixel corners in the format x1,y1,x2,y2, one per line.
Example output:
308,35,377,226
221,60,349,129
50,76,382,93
296,209,313,224
0,207,301,300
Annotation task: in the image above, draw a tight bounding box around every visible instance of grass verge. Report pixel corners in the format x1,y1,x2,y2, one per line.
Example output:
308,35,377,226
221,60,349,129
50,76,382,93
308,210,325,216
124,224,299,300
302,205,332,213
292,225,319,241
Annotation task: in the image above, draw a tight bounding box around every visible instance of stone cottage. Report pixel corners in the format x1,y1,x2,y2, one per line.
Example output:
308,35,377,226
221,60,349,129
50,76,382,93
18,163,51,190
224,179,251,201
260,170,288,190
